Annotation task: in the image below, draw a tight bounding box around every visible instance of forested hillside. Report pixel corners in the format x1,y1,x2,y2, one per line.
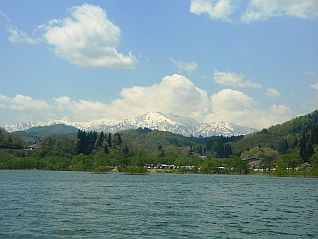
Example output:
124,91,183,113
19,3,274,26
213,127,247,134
0,128,24,149
15,124,78,143
268,110,318,136
231,110,318,156
0,110,317,176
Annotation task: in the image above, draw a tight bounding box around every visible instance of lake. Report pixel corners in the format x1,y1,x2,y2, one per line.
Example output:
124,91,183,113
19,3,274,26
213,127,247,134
0,171,317,238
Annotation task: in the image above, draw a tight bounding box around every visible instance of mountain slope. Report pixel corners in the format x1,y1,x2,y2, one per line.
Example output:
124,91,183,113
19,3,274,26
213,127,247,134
1,112,257,137
231,110,318,154
14,124,78,143
121,128,194,152
267,110,318,136
0,127,24,149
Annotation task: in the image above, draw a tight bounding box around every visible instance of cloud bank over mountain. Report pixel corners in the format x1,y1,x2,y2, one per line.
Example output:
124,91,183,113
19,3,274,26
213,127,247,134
0,74,293,129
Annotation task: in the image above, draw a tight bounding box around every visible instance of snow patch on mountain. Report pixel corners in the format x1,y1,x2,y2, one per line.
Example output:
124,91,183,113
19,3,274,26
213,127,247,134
1,112,257,137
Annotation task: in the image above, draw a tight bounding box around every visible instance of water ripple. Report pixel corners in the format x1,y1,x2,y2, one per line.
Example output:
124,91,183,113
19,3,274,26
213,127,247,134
0,171,317,238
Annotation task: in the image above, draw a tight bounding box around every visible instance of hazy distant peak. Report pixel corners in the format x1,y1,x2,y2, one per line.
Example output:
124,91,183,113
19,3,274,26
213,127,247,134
1,112,257,137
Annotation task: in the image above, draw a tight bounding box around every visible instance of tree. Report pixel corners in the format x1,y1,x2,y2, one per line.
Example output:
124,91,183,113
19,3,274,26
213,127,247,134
104,144,109,154
157,144,165,157
95,132,104,148
76,130,86,154
299,133,307,161
299,132,315,162
275,154,301,176
213,141,222,157
114,133,122,146
226,157,248,175
306,143,315,161
278,139,288,154
223,144,232,158
86,131,97,154
188,143,194,156
311,126,318,144
76,130,97,155
200,159,220,174
122,145,129,155
107,133,112,148
310,152,318,167
196,145,203,156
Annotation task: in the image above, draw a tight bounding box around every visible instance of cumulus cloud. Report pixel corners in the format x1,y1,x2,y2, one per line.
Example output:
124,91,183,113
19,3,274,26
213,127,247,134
266,88,282,98
7,28,39,44
241,0,318,23
190,0,235,21
211,89,257,112
0,94,110,121
53,96,109,121
0,94,49,111
170,58,198,74
213,70,261,89
106,74,211,120
207,89,292,128
0,75,294,129
8,3,136,68
310,82,318,90
0,95,10,108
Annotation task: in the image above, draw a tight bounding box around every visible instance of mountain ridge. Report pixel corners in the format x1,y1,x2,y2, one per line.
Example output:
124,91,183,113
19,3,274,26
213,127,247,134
1,112,257,137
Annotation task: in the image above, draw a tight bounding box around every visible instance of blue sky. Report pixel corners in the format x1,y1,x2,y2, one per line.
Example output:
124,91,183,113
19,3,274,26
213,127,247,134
0,0,317,129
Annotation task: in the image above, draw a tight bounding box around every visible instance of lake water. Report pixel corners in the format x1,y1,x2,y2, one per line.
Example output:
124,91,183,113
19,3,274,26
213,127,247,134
0,171,317,239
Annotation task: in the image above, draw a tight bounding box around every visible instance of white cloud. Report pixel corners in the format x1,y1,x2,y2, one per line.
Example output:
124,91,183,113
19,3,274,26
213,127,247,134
0,94,49,111
11,95,49,111
7,28,39,44
8,3,136,68
266,88,282,98
211,88,257,111
0,75,294,129
241,0,318,23
208,89,257,125
105,74,211,120
190,0,235,21
0,94,110,121
190,0,318,22
1,75,209,122
0,95,11,108
207,89,292,128
310,82,318,90
103,75,289,129
170,58,198,74
53,96,109,121
213,70,261,89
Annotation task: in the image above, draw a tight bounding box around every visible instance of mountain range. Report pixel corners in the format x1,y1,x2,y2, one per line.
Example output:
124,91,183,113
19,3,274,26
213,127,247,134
1,112,256,137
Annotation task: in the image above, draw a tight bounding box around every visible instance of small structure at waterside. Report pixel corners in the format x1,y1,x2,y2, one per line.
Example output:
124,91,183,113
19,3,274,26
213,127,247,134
243,157,262,170
144,164,195,170
27,143,39,151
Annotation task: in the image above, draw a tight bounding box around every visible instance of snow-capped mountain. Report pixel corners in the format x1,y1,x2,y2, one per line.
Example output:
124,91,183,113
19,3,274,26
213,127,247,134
1,112,257,137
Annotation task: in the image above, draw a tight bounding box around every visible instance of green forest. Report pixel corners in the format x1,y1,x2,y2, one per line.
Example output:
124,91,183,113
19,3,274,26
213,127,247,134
1,110,318,176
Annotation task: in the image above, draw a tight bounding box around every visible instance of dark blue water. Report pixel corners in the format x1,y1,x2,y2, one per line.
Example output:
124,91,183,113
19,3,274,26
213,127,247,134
0,171,317,238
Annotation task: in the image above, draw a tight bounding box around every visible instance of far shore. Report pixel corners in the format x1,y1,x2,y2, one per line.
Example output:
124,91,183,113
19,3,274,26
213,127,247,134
1,168,318,178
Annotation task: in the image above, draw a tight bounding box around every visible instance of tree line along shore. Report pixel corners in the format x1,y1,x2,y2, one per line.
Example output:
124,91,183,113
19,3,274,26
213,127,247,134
0,110,318,177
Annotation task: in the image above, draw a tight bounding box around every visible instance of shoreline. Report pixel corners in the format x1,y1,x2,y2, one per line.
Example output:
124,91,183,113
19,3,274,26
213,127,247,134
1,168,318,178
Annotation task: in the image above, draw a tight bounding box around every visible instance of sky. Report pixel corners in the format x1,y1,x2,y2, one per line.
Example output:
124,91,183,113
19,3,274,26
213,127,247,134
0,0,317,129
